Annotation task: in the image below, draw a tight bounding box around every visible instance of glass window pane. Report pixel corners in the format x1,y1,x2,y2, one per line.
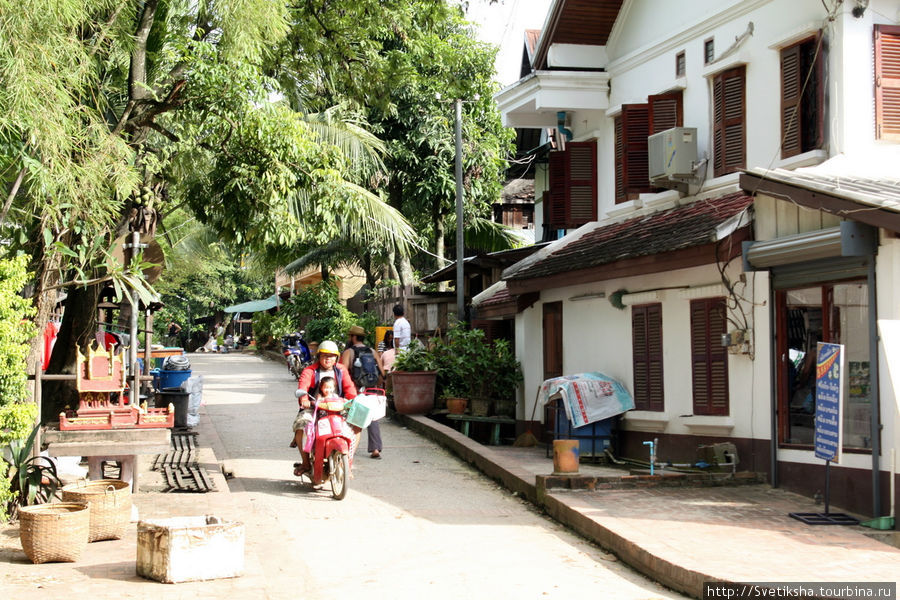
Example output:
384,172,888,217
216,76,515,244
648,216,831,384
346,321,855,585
832,282,871,450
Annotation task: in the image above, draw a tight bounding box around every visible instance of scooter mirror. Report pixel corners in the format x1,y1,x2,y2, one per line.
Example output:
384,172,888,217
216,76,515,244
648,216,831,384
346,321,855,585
295,389,307,399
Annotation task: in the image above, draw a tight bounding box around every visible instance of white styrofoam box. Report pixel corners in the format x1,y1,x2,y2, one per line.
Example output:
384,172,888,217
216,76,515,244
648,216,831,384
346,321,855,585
136,516,244,583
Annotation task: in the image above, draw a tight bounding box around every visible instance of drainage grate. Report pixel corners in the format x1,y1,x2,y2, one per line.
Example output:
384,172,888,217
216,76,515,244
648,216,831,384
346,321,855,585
152,432,216,493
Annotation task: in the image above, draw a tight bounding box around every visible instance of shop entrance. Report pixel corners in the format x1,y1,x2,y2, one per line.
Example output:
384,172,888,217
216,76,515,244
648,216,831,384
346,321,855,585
775,281,872,451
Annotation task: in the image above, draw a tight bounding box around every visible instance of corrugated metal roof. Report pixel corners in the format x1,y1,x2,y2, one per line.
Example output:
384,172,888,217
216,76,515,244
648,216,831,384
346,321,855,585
744,167,900,212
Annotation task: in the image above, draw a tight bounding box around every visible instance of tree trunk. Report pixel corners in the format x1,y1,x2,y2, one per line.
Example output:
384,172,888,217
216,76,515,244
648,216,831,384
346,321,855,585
42,283,101,423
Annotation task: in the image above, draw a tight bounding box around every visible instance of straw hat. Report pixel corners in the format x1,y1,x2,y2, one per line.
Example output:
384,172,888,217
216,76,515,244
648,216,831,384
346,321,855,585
348,325,365,336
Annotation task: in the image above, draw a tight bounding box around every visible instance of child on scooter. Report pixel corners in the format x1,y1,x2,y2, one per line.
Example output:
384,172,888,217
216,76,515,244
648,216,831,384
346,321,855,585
293,377,358,477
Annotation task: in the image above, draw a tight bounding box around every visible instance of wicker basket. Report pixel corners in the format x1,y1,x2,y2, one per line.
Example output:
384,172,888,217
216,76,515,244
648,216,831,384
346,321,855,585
62,479,132,542
18,503,90,563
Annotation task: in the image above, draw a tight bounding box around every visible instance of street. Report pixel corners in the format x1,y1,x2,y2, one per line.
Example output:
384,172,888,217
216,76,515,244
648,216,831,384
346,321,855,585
195,352,684,599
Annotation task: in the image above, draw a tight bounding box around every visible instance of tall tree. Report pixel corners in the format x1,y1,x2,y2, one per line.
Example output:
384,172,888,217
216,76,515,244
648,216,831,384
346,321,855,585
0,1,415,420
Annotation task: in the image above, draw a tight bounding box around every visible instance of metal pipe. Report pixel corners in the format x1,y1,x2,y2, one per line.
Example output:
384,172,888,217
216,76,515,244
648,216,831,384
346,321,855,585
769,276,778,488
130,230,140,405
868,257,881,517
454,98,465,323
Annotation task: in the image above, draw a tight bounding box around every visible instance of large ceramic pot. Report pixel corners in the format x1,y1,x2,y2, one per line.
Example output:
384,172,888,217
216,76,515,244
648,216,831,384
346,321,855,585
391,371,437,414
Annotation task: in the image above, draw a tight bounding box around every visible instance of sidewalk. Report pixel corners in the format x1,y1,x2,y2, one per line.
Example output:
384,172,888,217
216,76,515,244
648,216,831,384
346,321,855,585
396,413,900,599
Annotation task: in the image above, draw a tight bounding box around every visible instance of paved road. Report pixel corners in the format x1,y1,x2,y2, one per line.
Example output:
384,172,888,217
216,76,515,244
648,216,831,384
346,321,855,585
196,352,685,599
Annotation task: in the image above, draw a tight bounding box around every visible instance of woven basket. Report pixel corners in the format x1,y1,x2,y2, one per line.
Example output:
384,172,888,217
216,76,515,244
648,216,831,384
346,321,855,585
62,479,132,542
18,503,90,564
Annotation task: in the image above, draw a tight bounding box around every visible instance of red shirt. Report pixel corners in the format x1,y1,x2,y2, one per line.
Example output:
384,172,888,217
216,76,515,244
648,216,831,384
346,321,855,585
297,362,357,407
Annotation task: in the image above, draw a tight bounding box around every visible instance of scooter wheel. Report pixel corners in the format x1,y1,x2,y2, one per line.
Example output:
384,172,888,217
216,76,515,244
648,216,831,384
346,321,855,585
329,451,349,500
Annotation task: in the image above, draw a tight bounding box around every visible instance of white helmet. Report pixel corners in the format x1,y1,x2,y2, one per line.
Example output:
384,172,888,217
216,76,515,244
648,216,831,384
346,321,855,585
318,340,340,356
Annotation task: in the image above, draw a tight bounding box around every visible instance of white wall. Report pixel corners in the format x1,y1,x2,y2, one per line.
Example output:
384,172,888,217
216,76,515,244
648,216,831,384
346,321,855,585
519,261,771,441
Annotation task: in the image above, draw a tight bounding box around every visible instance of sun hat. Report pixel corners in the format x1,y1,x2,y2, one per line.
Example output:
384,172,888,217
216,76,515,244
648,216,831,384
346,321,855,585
348,325,365,336
318,340,340,356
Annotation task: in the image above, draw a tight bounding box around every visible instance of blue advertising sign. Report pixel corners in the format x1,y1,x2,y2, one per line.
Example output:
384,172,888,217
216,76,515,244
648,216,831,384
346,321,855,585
814,342,844,463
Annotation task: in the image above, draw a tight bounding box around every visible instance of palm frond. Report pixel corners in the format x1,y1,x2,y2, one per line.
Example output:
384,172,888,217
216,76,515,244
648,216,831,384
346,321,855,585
462,216,523,253
302,106,387,176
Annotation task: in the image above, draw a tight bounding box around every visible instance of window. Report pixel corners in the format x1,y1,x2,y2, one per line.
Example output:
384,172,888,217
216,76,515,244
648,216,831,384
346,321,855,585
542,302,563,380
781,34,824,158
776,283,872,450
690,298,729,416
614,93,684,203
712,66,746,177
676,51,686,77
632,304,664,411
704,38,715,64
875,25,900,141
546,141,598,228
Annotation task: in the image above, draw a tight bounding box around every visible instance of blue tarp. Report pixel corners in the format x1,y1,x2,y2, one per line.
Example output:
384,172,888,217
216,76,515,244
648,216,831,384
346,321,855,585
223,294,278,314
538,372,634,428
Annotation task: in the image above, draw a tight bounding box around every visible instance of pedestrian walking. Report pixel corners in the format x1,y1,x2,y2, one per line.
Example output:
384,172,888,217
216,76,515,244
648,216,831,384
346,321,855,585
340,325,385,459
392,304,411,351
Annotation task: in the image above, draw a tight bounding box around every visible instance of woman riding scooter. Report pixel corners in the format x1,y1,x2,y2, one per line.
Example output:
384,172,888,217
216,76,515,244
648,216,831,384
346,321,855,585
291,340,357,477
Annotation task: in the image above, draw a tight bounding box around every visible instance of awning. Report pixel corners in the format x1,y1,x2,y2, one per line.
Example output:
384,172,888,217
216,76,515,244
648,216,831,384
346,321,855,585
223,294,278,313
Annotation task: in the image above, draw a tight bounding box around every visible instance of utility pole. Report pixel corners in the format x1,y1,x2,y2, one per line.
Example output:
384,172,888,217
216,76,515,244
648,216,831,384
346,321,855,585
454,98,465,323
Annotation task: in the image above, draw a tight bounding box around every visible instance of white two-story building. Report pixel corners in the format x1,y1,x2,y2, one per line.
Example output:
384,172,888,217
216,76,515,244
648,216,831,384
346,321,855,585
484,0,900,519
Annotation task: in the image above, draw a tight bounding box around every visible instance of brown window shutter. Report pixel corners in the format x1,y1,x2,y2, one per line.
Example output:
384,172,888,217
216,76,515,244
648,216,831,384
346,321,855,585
547,150,567,228
632,304,664,412
875,25,900,141
621,104,651,199
566,141,597,227
648,92,683,135
690,298,729,416
712,67,746,177
781,43,803,158
542,302,563,380
614,116,625,203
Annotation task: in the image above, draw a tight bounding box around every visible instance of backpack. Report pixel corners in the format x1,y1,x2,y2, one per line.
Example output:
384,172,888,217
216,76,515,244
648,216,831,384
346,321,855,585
352,346,380,389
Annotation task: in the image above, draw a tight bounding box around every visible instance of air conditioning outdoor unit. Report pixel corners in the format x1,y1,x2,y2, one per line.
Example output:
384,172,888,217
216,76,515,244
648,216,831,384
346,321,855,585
648,127,698,181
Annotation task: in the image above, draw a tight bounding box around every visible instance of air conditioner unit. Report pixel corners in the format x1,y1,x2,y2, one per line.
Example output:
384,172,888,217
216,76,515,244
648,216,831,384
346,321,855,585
648,127,698,181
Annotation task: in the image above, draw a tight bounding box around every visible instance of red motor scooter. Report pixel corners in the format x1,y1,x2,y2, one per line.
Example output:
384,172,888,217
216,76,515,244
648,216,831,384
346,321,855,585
296,393,354,500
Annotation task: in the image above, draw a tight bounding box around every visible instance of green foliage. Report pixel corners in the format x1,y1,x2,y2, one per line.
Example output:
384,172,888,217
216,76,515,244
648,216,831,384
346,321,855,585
391,341,440,373
396,324,523,402
0,255,37,444
3,425,61,520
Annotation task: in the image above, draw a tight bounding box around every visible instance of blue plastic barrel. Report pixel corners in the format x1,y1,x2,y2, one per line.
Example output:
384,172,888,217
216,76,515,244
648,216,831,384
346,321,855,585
157,369,192,391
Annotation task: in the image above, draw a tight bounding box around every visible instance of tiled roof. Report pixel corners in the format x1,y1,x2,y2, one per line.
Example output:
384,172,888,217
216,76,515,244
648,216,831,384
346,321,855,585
503,192,753,281
473,281,512,308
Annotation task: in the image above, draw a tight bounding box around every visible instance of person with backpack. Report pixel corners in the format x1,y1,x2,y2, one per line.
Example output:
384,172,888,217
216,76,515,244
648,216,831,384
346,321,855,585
340,325,385,459
292,340,357,476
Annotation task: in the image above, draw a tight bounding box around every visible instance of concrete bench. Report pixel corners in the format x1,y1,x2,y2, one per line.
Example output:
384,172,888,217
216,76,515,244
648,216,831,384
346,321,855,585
446,414,516,446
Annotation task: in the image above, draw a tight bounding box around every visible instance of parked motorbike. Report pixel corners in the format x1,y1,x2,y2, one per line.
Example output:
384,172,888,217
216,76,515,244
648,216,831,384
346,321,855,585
281,332,312,379
295,390,353,500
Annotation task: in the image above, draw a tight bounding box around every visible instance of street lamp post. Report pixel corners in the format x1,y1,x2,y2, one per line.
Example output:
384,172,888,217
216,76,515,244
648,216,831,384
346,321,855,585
454,98,465,323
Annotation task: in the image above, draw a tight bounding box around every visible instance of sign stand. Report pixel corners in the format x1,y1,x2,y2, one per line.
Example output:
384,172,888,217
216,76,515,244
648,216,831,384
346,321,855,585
789,342,858,526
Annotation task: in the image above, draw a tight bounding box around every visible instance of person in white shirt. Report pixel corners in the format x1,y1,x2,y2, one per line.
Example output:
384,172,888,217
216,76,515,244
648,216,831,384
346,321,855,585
392,304,411,350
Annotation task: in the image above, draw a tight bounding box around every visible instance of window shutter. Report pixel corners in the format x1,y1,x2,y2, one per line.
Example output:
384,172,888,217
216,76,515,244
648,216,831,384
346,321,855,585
543,302,563,380
566,141,597,227
712,67,745,176
621,104,651,199
632,304,664,412
875,25,900,141
614,116,625,203
781,43,803,158
547,150,567,228
690,298,729,416
648,92,683,135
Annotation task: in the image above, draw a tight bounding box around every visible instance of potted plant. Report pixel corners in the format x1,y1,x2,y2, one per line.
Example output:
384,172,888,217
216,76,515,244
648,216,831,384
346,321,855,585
432,325,523,417
441,384,468,415
390,341,439,415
